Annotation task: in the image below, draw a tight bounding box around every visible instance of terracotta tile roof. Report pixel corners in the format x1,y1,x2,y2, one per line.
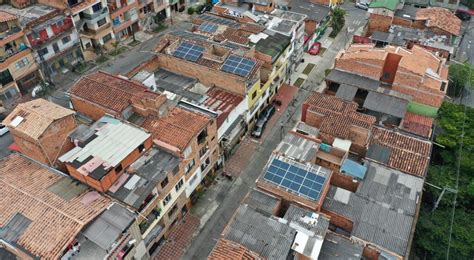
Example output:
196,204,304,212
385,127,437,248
0,154,110,259
416,7,461,36
401,112,433,138
3,98,75,140
209,239,264,260
240,23,266,34
304,92,376,145
70,71,159,114
202,87,244,127
0,11,17,22
369,127,432,177
304,91,358,114
218,27,250,45
142,107,210,151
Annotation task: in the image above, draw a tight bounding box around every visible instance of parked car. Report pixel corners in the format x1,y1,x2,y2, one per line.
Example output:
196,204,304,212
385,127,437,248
355,2,369,10
261,104,276,122
308,42,321,55
456,10,471,21
0,124,9,136
251,119,267,138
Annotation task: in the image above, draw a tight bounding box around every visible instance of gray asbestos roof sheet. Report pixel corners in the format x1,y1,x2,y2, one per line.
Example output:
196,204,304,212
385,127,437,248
327,69,380,91
322,161,424,256
363,91,408,118
82,203,135,250
224,205,295,259
276,133,320,163
319,232,364,260
335,84,358,101
243,189,280,216
283,204,329,237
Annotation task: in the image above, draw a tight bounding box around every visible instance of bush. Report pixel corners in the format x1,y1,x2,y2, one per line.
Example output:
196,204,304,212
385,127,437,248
187,6,195,14
195,4,204,13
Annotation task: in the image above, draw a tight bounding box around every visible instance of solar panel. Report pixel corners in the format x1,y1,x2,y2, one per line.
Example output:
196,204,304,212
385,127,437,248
199,22,218,33
221,55,256,77
263,158,327,201
173,42,205,62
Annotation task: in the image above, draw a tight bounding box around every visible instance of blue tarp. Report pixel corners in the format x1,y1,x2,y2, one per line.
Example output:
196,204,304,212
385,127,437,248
341,159,367,179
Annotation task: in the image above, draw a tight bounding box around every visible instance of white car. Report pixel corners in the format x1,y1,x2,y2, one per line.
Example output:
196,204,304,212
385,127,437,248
0,124,9,136
355,2,369,10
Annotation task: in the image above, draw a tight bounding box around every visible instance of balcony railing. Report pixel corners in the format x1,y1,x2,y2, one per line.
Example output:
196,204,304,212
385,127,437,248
83,7,109,21
143,223,164,246
0,46,28,63
0,27,21,41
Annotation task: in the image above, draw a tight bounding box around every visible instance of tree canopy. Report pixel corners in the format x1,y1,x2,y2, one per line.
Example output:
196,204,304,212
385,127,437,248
329,7,346,37
448,62,474,97
415,102,474,259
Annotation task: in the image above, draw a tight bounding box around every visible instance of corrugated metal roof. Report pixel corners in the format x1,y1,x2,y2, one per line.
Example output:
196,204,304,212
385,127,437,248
283,204,329,237
341,159,367,179
60,116,150,177
224,205,295,260
366,143,392,164
243,189,280,216
322,161,424,257
363,92,408,118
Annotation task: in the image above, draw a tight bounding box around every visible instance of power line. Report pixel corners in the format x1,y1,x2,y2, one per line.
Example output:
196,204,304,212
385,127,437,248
446,67,471,259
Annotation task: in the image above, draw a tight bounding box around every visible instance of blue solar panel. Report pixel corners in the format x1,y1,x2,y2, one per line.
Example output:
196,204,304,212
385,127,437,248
173,42,204,62
262,158,327,201
221,55,256,77
199,22,218,33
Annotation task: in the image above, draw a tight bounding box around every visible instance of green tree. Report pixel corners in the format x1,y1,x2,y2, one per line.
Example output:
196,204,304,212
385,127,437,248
448,62,474,97
329,7,346,37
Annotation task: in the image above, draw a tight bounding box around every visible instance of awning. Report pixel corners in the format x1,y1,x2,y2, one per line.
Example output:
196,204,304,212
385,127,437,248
335,84,358,101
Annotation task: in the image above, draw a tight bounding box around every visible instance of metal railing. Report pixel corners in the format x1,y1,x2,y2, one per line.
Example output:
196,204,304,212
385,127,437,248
83,7,109,21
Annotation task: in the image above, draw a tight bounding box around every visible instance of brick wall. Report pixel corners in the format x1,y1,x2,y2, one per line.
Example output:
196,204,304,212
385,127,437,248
304,19,317,36
381,53,402,84
256,180,321,211
71,96,120,120
392,16,413,28
363,246,381,260
9,115,76,167
158,54,249,95
131,95,167,117
305,109,324,128
330,171,359,192
367,13,393,36
321,209,354,232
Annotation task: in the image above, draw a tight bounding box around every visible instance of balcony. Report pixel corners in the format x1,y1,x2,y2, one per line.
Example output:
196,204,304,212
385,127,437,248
80,23,112,38
83,7,109,22
0,27,23,46
143,222,164,246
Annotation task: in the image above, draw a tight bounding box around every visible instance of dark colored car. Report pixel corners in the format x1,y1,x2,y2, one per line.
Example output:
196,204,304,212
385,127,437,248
456,10,471,21
260,104,276,122
251,119,267,138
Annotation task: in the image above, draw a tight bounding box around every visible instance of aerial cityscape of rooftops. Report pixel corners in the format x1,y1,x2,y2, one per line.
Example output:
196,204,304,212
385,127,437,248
0,0,473,257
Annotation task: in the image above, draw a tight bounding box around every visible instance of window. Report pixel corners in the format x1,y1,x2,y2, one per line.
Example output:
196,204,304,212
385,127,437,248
39,47,49,56
62,36,71,44
102,33,112,43
92,2,102,12
185,159,195,174
172,165,179,175
15,58,29,69
175,179,184,192
163,193,172,206
97,18,107,27
52,43,60,53
168,204,178,218
251,91,257,99
160,176,169,188
115,164,123,173
183,145,192,158
440,81,447,92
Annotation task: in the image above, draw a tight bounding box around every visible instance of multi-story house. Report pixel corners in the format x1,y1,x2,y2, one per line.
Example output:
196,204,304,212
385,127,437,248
0,11,42,106
137,0,169,30
39,0,116,57
1,4,83,81
108,0,140,41
2,98,77,168
142,104,220,200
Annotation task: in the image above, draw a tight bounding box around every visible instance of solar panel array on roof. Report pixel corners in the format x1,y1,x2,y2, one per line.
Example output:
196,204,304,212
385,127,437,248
199,22,218,33
221,55,256,77
263,158,327,201
173,42,205,62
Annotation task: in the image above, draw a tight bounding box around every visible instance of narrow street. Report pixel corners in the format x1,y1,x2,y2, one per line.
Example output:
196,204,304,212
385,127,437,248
182,5,368,259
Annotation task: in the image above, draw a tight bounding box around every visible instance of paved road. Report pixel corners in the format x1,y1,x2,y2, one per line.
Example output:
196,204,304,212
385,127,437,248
183,6,367,259
456,19,474,64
